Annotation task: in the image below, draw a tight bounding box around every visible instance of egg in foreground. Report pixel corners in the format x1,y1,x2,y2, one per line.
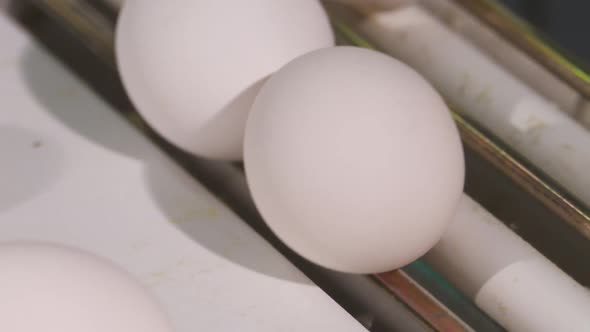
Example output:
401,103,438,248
244,46,464,273
0,242,171,332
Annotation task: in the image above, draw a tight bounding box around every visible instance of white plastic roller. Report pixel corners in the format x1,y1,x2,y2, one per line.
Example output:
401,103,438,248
359,5,590,209
426,195,590,332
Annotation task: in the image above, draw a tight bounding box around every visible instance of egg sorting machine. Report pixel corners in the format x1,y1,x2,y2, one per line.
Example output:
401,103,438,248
7,0,590,331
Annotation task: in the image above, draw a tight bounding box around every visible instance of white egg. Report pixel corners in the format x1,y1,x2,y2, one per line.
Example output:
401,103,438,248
0,242,171,332
244,46,464,274
115,0,334,160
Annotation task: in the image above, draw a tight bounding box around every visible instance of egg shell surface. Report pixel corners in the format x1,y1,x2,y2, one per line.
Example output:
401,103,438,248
0,242,172,332
244,46,464,273
116,0,335,159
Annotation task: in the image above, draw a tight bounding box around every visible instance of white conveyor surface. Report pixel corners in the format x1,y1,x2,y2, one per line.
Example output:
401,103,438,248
0,13,366,332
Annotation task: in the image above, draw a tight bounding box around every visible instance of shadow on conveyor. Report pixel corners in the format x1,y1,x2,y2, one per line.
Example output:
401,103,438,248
19,44,317,285
12,6,434,332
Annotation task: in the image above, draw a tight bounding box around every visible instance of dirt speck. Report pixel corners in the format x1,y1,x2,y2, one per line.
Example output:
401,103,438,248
457,72,471,98
475,87,492,106
32,140,42,148
497,301,508,317
171,207,219,224
561,144,575,152
527,125,545,146
149,270,169,286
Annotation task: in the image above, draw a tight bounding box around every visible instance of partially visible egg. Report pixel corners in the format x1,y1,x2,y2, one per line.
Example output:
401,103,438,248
0,242,171,332
116,0,334,159
244,46,464,274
